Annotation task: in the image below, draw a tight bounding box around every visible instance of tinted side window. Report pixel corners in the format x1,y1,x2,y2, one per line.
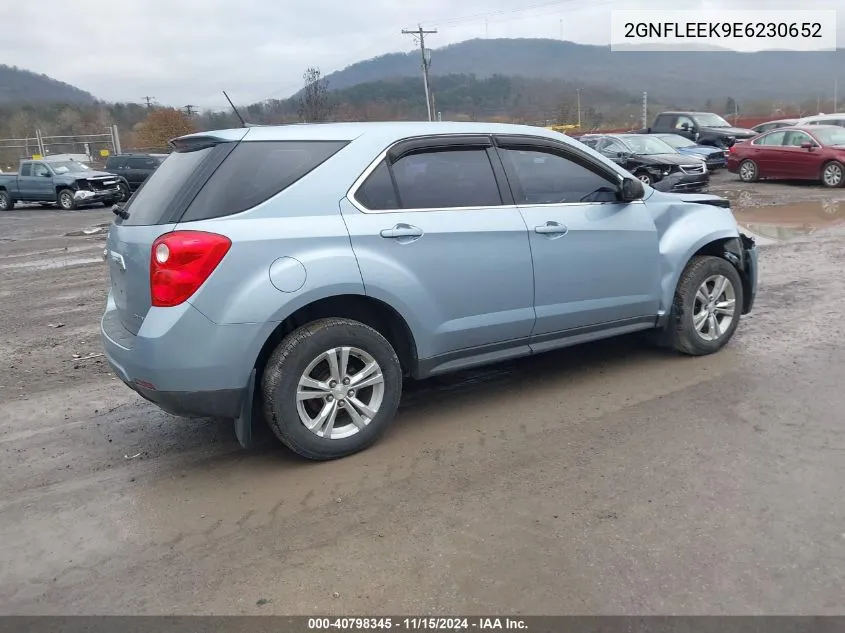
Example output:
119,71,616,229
20,163,31,177
128,157,158,169
754,131,786,146
675,116,695,129
105,156,125,169
31,163,49,177
356,160,398,210
783,131,811,147
391,149,502,209
121,145,219,226
500,148,618,205
181,140,348,222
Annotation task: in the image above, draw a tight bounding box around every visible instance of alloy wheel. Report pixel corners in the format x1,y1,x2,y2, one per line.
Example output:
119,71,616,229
296,346,386,439
823,163,843,187
739,161,756,181
692,274,736,342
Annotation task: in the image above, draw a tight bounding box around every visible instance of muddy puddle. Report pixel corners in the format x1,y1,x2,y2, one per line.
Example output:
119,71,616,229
732,199,845,244
65,223,110,238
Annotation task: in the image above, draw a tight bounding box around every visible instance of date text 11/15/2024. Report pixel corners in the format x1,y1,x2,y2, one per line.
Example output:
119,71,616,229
307,617,528,630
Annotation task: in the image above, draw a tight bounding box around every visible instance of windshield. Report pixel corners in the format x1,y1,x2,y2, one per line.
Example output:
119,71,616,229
812,127,845,147
617,135,678,155
658,134,695,148
49,161,92,174
692,113,732,128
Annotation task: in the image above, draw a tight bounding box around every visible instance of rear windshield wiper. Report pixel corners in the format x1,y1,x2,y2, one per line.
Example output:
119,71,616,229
111,203,129,220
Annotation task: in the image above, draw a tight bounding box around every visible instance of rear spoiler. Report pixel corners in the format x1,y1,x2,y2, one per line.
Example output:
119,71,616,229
169,135,227,153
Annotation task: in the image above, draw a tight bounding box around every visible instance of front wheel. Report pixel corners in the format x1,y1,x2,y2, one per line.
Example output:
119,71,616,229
57,189,76,210
0,190,13,211
261,317,403,460
668,256,744,356
821,161,844,188
635,171,653,185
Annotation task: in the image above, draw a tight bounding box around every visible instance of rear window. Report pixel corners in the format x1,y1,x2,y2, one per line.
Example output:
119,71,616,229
180,140,348,222
120,145,220,226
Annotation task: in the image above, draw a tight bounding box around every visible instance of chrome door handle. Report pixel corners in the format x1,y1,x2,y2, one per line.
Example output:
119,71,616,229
380,224,423,239
534,221,568,236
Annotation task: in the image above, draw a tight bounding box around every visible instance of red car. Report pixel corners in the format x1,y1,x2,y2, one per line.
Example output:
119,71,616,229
727,125,845,188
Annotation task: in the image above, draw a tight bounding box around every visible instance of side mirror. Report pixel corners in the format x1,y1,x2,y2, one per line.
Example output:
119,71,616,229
800,142,816,150
680,122,690,130
620,177,645,201
42,171,51,177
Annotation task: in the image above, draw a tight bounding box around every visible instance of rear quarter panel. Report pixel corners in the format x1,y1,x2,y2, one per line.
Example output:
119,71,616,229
179,131,395,328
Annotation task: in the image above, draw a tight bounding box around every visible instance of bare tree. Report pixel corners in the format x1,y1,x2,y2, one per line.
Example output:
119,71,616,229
298,67,333,123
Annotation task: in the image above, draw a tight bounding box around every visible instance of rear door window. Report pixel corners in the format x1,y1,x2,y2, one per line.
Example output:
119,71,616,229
20,163,31,177
753,131,787,146
127,157,158,169
390,149,502,209
180,140,348,222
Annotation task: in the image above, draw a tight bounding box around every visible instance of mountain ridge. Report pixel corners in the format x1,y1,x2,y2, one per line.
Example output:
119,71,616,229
321,38,843,105
0,65,96,105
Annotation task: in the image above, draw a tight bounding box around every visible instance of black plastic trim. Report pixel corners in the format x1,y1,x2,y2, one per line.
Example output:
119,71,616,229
133,383,244,419
387,135,493,163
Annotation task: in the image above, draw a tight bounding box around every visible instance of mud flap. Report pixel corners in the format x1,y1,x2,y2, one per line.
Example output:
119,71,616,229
234,369,258,449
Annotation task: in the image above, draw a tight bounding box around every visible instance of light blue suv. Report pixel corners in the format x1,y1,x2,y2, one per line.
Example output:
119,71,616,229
101,122,757,460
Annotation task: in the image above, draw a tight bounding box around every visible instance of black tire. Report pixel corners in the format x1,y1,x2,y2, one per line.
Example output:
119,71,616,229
668,256,744,356
635,171,653,185
0,190,13,211
821,160,845,188
738,159,758,182
117,182,131,201
57,189,76,210
261,317,403,460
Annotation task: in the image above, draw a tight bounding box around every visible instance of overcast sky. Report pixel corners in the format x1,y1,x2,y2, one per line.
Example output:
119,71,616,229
1,0,841,109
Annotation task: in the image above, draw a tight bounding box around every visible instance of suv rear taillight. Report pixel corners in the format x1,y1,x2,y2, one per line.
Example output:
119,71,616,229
150,231,231,307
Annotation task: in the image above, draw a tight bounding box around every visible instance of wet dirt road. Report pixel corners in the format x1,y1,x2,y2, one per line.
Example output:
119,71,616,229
2,171,845,615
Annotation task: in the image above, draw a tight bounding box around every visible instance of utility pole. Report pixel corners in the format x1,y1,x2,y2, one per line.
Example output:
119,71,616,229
143,96,155,110
183,105,197,116
402,25,437,121
642,91,648,129
576,88,581,129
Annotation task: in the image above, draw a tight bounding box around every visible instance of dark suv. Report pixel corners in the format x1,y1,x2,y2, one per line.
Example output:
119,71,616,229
103,153,167,198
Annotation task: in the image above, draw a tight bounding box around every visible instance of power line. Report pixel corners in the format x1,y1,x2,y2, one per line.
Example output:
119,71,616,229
402,26,438,121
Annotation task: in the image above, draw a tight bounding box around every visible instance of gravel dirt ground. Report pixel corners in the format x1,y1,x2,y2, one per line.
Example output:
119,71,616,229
2,170,845,615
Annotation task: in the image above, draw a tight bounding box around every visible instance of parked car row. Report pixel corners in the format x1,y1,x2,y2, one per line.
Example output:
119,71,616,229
574,109,845,190
574,133,714,193
0,152,165,211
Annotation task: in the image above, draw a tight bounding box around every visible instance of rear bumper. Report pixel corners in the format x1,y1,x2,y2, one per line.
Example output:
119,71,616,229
100,294,268,419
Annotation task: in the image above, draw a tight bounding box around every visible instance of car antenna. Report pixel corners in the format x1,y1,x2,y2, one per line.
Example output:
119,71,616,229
223,90,250,128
